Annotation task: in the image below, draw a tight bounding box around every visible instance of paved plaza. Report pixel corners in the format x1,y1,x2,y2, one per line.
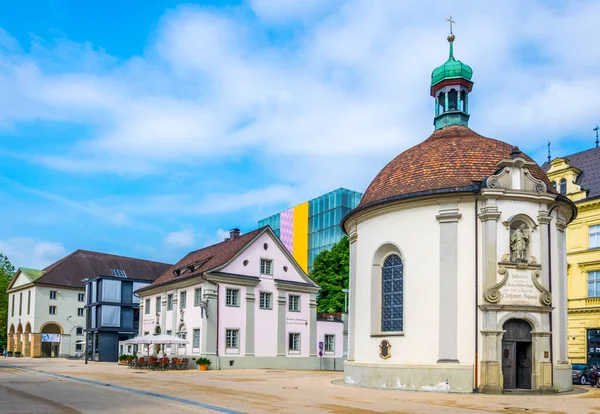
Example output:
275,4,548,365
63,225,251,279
0,359,598,413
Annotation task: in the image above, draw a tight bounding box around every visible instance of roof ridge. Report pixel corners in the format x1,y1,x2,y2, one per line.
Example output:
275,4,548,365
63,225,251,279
72,249,171,266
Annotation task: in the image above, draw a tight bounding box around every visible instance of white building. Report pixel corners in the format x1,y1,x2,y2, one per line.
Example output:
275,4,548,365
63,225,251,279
137,227,345,369
6,250,170,358
341,33,575,393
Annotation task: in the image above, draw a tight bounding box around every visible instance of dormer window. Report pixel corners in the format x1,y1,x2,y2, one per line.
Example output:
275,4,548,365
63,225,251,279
559,178,567,195
111,269,127,278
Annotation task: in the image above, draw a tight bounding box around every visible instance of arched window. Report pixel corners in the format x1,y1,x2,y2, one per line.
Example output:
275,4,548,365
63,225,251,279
381,254,404,332
560,178,567,195
448,89,458,110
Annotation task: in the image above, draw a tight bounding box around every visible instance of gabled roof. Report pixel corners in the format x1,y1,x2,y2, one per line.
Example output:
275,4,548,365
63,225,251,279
143,227,266,290
31,250,172,289
542,147,600,199
20,268,43,282
141,226,319,292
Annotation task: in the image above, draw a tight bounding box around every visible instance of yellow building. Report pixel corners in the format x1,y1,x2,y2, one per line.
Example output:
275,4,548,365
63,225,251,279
544,146,600,364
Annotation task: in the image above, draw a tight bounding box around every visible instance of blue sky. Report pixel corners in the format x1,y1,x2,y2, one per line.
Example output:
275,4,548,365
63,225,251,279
1,0,599,269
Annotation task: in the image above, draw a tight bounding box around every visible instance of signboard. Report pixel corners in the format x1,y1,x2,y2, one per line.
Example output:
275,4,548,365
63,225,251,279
319,351,323,357
41,333,61,343
319,341,323,350
499,269,538,306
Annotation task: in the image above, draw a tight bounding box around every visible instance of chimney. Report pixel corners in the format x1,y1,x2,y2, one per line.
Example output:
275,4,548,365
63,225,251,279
229,228,241,240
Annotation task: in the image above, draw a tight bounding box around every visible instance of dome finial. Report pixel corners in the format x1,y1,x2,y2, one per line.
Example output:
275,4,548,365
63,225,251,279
446,15,456,59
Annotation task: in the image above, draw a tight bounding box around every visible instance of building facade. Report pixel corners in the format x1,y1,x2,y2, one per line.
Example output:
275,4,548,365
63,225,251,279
342,32,575,393
258,188,362,272
6,250,170,358
136,227,344,370
85,274,154,362
543,146,600,364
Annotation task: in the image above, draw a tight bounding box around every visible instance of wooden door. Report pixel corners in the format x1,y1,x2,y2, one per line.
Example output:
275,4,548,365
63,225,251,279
502,341,516,389
517,342,532,389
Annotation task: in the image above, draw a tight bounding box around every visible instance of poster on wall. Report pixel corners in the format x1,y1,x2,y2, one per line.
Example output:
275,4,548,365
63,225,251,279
41,333,61,343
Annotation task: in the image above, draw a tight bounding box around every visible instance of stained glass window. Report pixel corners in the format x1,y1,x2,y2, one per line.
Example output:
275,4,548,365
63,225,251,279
381,254,404,332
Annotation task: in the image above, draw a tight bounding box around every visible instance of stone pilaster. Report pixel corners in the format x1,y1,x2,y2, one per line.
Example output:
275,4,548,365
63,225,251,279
277,291,286,356
479,201,501,294
245,288,255,356
30,333,41,358
556,219,568,363
202,286,218,356
347,229,357,361
436,204,461,362
23,334,31,357
537,210,552,288
309,293,317,357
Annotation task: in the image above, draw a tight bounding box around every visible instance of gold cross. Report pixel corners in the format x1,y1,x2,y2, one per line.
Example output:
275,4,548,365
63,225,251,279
446,15,456,34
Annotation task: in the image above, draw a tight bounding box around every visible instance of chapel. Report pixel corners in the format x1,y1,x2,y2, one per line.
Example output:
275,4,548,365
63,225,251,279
341,29,576,393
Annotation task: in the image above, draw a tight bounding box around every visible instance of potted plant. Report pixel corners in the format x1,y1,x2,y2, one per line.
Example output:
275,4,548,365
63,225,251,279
118,354,129,364
195,357,211,371
14,351,21,358
6,351,13,357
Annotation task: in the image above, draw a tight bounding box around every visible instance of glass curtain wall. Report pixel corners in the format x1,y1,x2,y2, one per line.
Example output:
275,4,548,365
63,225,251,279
308,188,362,271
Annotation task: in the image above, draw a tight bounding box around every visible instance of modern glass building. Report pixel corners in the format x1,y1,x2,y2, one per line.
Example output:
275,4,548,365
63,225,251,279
258,188,363,272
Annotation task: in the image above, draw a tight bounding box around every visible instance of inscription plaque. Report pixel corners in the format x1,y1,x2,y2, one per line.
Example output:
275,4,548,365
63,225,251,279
499,269,538,306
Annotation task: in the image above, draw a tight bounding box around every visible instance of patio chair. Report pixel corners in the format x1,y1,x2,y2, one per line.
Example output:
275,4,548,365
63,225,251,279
137,357,146,369
179,358,189,370
148,357,159,370
127,357,136,369
170,357,180,370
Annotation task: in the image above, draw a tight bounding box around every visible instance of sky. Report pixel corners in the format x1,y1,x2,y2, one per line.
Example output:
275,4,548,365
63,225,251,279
1,0,599,270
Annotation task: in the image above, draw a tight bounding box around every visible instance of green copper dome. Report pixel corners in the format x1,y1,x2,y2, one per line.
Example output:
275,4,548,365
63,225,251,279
431,35,473,87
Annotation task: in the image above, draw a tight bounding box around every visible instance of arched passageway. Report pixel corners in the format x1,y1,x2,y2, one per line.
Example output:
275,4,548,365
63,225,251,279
41,323,62,358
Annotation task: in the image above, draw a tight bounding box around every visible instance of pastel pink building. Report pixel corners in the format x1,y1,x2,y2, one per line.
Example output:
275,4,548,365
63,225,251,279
137,227,344,370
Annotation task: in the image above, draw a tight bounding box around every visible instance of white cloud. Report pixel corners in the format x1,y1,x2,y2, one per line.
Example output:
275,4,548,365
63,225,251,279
164,228,196,248
248,0,343,22
0,0,599,200
0,237,65,270
215,228,230,243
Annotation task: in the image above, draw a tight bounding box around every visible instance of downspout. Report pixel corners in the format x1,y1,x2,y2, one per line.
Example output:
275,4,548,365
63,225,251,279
474,193,479,392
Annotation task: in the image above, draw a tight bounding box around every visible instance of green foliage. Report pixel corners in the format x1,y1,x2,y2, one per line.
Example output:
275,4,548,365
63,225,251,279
119,354,135,362
195,357,211,365
309,236,349,313
0,254,16,350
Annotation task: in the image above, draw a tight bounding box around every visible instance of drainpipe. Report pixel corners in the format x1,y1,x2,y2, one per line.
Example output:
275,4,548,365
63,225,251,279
474,193,479,391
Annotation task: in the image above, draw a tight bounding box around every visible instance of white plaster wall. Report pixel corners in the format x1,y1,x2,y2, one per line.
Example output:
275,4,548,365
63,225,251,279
456,201,477,364
11,272,32,289
285,291,311,357
354,202,442,364
223,232,308,284
254,278,278,356
219,283,247,356
353,198,479,365
7,286,35,335
317,320,344,357
34,286,86,356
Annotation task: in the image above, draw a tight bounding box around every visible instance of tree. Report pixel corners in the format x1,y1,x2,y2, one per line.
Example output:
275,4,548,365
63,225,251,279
309,236,349,313
0,254,16,349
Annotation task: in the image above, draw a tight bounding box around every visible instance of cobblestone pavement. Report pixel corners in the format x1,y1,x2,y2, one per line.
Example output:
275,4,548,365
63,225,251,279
1,358,599,413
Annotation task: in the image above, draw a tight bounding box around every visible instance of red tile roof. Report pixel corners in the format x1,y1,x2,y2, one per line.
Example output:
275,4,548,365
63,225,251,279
357,125,554,209
144,227,266,290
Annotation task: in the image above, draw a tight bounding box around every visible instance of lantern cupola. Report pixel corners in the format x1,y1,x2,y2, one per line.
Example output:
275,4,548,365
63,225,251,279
430,28,473,130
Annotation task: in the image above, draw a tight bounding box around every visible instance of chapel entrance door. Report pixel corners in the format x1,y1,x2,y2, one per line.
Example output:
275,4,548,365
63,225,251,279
502,319,532,390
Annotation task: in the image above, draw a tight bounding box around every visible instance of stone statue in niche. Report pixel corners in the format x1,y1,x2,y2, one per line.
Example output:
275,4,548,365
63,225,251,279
510,224,529,263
